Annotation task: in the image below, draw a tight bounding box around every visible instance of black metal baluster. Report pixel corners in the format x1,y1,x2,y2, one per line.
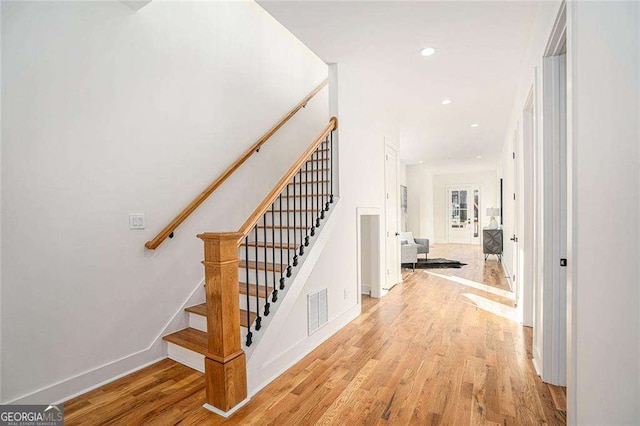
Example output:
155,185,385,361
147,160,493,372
286,186,292,277
315,149,321,228
330,131,334,204
293,175,298,267
299,169,304,256
262,213,270,316
324,140,330,212
320,146,325,218
279,194,286,289
310,151,316,237
254,226,261,330
271,204,278,302
245,236,252,346
304,162,310,246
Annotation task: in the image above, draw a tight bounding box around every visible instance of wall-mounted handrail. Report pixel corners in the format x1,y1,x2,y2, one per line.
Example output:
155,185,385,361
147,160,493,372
144,79,328,250
237,116,338,241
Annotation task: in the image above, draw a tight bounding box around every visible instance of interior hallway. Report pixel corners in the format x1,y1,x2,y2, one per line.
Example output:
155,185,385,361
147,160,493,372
64,244,566,425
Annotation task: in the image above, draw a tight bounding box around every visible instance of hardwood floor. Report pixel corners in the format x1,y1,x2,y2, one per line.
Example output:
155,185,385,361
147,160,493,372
64,244,566,425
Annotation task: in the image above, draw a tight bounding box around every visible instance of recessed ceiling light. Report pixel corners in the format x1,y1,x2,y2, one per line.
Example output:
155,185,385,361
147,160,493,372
470,123,479,128
419,47,436,57
418,160,424,164
476,155,483,159
441,99,452,105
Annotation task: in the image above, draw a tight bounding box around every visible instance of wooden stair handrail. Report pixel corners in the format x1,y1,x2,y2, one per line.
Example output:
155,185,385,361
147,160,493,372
145,79,329,250
238,117,338,241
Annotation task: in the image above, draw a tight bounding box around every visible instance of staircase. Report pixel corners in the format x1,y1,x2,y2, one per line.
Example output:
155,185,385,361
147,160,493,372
150,104,337,416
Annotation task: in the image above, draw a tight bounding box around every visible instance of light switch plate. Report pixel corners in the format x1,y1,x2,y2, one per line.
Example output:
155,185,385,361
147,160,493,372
129,213,145,230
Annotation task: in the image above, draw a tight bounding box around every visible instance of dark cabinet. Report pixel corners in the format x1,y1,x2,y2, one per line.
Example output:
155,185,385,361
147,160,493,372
483,229,503,261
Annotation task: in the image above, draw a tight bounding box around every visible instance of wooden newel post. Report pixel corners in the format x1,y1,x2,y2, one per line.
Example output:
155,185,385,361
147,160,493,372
197,232,248,415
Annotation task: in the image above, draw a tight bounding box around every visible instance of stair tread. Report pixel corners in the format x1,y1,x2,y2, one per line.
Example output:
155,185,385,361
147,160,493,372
300,168,329,173
184,304,256,328
238,282,271,297
257,224,306,229
287,180,330,185
283,194,331,198
239,260,283,272
163,327,207,355
241,241,297,249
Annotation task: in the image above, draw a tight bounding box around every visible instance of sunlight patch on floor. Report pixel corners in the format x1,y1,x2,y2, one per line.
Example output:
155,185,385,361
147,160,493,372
425,271,515,300
462,292,520,322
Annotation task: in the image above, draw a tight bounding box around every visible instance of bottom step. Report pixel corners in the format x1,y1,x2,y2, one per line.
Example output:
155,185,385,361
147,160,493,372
163,303,257,372
163,327,206,372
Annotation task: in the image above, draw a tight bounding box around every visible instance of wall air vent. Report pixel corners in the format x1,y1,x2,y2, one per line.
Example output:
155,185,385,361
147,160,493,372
308,289,328,335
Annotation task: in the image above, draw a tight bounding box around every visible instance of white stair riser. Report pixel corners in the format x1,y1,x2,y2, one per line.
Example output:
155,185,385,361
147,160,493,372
168,343,204,373
188,312,251,339
189,312,207,332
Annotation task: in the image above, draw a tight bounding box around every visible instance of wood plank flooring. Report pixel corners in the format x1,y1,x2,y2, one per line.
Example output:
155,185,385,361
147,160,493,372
64,244,566,425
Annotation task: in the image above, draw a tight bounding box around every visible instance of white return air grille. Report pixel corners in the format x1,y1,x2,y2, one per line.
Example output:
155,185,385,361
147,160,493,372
308,289,328,335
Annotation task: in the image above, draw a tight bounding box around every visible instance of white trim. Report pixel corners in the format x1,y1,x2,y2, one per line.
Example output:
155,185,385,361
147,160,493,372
540,51,567,387
384,143,401,290
3,278,205,405
521,85,536,328
203,398,250,418
532,356,543,377
564,1,576,422
501,255,514,293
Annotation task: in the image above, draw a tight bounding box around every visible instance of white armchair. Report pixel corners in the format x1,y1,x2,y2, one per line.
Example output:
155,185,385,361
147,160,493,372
400,232,430,271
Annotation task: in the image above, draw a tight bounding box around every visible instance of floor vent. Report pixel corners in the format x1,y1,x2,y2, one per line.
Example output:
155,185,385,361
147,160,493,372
308,289,328,335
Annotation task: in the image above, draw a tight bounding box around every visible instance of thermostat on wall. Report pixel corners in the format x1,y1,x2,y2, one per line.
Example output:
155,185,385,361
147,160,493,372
129,213,145,230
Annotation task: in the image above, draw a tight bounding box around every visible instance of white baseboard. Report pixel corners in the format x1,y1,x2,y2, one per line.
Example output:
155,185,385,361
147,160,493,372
532,356,542,376
500,257,514,292
3,279,205,405
203,398,250,418
361,284,371,295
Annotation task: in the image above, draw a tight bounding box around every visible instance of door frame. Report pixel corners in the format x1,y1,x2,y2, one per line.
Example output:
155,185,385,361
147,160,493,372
383,140,400,294
521,87,536,328
534,1,568,389
445,184,482,245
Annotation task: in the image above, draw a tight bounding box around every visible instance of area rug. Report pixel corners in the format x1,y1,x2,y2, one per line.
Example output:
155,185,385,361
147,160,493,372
402,258,467,269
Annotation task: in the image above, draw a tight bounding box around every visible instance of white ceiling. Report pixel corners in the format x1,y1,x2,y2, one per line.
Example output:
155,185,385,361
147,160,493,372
259,0,538,172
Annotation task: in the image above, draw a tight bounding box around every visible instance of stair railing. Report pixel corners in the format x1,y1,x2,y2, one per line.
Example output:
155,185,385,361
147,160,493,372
145,79,328,250
196,116,337,415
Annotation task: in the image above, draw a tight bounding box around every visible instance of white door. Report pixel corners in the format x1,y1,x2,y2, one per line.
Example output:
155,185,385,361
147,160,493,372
385,145,399,290
447,186,481,244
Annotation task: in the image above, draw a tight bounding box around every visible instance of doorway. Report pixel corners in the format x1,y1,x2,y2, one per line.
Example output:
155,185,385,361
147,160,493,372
357,208,382,299
446,186,481,244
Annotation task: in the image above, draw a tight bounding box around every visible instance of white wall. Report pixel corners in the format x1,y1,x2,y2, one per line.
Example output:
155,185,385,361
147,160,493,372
432,171,498,244
499,0,640,423
568,2,639,423
1,0,328,404
406,165,435,241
